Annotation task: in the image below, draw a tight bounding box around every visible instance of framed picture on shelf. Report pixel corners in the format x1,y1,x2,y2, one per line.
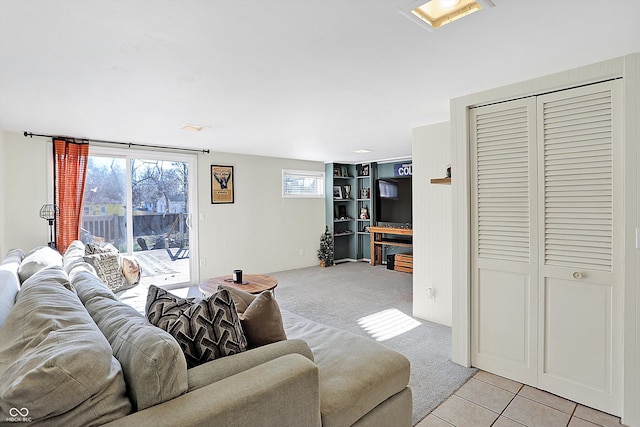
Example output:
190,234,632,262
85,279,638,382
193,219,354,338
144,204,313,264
333,185,343,199
340,166,348,177
333,166,341,177
362,164,369,176
337,204,347,219
211,165,234,204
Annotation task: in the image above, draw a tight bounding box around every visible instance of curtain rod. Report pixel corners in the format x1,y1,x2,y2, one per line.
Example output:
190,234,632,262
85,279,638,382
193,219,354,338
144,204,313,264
23,131,210,154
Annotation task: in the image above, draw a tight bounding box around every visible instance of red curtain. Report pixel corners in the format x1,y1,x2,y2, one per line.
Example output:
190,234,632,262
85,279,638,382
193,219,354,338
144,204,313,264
54,138,89,253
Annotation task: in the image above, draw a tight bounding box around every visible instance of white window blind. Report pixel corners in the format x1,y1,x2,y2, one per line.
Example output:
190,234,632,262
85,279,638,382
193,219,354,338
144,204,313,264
282,169,325,198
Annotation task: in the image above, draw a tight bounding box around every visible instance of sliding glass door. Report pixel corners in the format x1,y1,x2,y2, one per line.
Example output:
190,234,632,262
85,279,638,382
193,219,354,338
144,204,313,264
81,148,197,288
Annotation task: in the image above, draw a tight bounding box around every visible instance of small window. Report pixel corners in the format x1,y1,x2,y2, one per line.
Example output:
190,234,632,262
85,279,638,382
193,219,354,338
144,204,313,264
100,206,107,215
282,170,325,198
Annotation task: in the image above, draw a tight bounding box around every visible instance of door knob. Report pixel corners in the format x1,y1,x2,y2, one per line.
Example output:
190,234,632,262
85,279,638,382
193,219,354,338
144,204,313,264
572,272,583,279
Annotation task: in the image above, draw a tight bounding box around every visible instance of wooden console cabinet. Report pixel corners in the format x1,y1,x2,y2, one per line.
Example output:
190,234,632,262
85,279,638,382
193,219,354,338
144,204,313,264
368,226,413,267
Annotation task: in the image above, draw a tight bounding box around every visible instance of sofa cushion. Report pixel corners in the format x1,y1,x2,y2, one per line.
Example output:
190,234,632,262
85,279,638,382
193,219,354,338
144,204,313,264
0,266,131,424
146,285,248,368
83,291,188,411
17,245,62,283
71,267,119,303
220,285,287,348
187,339,314,391
84,252,133,293
0,249,24,328
281,309,410,427
63,239,89,274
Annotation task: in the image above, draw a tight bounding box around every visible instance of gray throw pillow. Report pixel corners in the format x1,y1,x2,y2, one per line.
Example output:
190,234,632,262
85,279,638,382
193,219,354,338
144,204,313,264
83,252,132,293
85,242,119,255
146,285,247,368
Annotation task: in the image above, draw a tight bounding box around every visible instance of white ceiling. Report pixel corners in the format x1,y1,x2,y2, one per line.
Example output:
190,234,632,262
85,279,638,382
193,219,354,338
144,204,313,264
1,0,639,163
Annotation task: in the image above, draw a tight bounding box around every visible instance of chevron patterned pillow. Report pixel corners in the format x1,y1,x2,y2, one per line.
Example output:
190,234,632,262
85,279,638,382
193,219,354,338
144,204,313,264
146,285,247,368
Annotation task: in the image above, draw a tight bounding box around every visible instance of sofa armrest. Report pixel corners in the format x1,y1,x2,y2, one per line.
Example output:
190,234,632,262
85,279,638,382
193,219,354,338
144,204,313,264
187,338,313,391
103,353,321,427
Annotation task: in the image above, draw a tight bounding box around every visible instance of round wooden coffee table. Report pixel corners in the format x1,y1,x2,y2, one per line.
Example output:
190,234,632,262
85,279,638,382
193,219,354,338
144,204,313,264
199,274,278,297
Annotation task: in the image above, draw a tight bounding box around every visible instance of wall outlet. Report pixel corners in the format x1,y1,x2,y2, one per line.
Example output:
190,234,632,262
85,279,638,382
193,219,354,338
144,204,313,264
300,249,305,256
200,258,206,268
426,287,435,301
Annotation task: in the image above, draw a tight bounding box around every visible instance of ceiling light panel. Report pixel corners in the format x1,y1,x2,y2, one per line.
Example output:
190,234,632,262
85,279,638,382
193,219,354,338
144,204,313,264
181,124,207,132
400,0,494,31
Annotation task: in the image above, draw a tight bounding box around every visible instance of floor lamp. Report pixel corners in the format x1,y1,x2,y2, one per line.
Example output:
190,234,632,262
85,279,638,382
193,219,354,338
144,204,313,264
39,204,58,249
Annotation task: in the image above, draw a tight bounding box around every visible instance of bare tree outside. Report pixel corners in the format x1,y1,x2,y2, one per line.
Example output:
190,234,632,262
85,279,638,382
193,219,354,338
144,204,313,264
81,157,189,251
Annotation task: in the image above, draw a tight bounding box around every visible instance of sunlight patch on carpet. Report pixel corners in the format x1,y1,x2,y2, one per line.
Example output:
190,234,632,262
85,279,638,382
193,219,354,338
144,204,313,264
357,309,421,341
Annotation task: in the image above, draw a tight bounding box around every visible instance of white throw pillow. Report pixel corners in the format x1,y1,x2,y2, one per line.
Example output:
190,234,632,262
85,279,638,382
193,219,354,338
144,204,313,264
0,249,24,328
17,246,62,283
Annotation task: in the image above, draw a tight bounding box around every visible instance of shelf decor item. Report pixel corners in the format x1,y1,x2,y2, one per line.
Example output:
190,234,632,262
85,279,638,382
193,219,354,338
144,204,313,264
343,185,351,200
211,165,234,204
333,186,343,199
317,226,334,267
337,205,347,219
360,206,369,220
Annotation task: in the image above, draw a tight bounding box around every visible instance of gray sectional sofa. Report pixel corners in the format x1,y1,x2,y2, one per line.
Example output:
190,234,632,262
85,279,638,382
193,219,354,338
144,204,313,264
0,242,412,426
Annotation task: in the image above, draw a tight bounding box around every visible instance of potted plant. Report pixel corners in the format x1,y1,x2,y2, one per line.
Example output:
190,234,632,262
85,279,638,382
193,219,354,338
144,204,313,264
317,226,334,267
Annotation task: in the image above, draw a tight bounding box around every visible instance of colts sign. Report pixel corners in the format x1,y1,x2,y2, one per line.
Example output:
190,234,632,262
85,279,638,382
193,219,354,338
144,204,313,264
393,163,412,177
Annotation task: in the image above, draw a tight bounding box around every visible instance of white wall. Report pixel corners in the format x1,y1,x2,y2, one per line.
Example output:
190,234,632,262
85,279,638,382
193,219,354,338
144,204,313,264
196,152,325,279
412,122,452,326
0,130,326,278
1,131,50,251
0,131,5,256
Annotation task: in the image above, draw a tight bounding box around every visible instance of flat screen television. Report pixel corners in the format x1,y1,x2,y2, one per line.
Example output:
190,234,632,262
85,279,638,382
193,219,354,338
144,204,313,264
375,177,412,228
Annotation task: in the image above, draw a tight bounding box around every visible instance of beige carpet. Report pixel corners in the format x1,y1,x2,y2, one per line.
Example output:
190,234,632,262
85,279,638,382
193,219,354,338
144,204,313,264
267,262,477,426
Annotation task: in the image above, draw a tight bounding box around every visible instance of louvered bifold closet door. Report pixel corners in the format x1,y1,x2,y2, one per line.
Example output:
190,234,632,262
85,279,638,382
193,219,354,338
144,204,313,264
470,98,539,385
537,80,623,415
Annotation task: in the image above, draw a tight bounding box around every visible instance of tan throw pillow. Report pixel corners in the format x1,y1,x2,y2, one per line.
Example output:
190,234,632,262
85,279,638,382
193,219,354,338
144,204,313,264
83,253,132,293
240,291,287,348
121,256,142,285
218,285,287,349
218,284,256,313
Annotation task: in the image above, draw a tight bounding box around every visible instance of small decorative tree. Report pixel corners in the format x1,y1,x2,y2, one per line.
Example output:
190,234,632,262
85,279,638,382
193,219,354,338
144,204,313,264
317,226,334,267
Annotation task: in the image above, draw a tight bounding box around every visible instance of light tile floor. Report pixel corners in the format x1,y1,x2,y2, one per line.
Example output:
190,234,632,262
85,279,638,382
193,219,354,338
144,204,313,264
417,371,626,427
